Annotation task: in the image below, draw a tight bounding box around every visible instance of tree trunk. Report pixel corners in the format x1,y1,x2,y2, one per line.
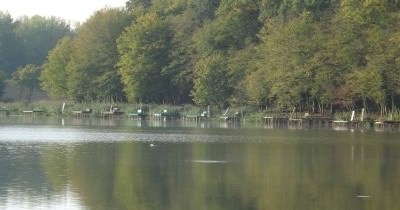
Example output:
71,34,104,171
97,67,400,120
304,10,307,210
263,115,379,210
28,87,33,102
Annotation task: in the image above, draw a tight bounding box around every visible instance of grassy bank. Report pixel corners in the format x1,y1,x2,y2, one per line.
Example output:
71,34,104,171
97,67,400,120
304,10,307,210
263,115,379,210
0,101,399,122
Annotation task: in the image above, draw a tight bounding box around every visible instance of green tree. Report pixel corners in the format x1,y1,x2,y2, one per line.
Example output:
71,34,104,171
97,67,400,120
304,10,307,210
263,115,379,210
0,70,5,99
193,0,260,55
12,64,41,102
191,53,231,107
126,0,152,17
118,13,172,103
67,8,132,102
227,46,258,107
15,15,71,66
245,69,270,107
189,0,262,107
255,13,339,112
40,37,72,99
0,12,23,77
187,0,221,21
345,68,384,112
386,30,400,112
160,9,200,104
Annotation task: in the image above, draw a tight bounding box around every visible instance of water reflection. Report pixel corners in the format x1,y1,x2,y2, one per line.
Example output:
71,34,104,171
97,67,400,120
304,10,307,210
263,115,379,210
0,144,82,209
0,125,399,209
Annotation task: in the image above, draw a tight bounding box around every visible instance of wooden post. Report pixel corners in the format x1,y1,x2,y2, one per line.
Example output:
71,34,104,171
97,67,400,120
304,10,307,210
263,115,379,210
62,102,66,115
360,108,365,122
290,107,296,120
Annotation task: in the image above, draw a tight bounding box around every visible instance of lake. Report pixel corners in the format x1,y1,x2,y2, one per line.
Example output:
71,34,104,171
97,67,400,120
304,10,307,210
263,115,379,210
0,117,399,210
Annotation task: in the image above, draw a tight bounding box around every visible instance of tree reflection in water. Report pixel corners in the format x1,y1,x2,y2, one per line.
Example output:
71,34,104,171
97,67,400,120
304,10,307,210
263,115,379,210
1,129,400,210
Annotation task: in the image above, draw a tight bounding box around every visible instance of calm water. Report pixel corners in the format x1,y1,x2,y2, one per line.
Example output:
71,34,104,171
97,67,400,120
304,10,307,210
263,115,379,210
0,117,399,210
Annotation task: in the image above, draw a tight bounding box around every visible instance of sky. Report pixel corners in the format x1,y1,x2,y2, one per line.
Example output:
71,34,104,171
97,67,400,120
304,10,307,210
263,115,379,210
0,0,127,24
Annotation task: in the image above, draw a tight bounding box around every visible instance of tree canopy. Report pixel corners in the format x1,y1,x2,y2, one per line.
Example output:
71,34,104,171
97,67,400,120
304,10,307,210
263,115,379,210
65,8,132,102
2,0,400,113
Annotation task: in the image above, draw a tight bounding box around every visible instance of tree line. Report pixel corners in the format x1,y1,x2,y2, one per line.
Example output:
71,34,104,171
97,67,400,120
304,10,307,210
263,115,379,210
0,12,71,100
1,0,400,114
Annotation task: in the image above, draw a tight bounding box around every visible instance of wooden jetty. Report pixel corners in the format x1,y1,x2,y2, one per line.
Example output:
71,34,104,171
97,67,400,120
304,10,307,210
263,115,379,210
220,108,240,121
72,108,92,118
0,108,9,116
264,112,334,129
103,110,124,118
288,118,303,128
185,111,207,122
152,110,179,121
374,120,400,131
383,120,400,127
304,115,334,127
331,109,376,130
23,110,44,117
264,116,289,128
332,110,356,129
128,109,147,120
102,106,124,118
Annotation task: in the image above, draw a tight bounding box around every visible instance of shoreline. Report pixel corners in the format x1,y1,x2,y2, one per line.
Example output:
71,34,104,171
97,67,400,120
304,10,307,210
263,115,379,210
1,101,399,131
1,113,399,132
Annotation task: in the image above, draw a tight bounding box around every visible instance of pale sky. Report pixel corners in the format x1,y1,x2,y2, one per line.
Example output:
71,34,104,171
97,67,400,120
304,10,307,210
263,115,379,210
0,0,127,24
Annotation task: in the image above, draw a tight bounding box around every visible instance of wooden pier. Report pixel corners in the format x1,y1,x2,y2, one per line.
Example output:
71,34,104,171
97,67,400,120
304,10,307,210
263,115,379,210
288,118,303,128
23,110,44,117
102,106,124,118
185,111,207,122
264,113,334,129
152,110,179,121
374,120,400,131
127,109,147,120
0,109,9,117
220,108,240,122
102,110,124,118
72,108,92,118
264,116,289,128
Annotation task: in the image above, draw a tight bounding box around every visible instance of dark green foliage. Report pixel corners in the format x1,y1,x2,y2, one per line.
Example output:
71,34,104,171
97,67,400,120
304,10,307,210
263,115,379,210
67,8,132,102
15,16,71,66
0,70,5,98
0,13,71,79
118,13,172,103
126,0,152,18
2,0,400,114
0,12,23,77
12,64,41,102
191,53,231,107
194,0,261,55
188,0,221,21
40,37,72,99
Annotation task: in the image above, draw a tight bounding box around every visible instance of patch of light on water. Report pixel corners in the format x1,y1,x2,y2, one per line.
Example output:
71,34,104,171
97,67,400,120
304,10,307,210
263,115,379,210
1,185,82,210
0,125,258,143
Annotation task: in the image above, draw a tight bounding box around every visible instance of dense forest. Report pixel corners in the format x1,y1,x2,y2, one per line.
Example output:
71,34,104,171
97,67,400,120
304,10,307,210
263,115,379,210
1,0,400,114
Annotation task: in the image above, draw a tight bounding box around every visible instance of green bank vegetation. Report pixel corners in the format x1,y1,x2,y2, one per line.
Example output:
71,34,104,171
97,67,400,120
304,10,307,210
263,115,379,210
1,0,400,119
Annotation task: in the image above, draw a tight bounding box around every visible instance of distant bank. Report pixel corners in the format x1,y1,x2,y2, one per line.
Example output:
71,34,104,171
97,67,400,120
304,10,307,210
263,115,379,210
2,80,47,102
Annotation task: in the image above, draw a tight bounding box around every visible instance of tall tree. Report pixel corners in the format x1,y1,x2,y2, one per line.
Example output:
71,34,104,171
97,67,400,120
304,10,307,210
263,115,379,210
118,13,172,103
187,0,221,21
0,12,23,77
191,53,231,107
67,8,132,102
0,70,5,99
12,64,41,102
40,37,72,99
193,0,260,55
125,0,153,20
15,16,71,66
160,8,200,104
